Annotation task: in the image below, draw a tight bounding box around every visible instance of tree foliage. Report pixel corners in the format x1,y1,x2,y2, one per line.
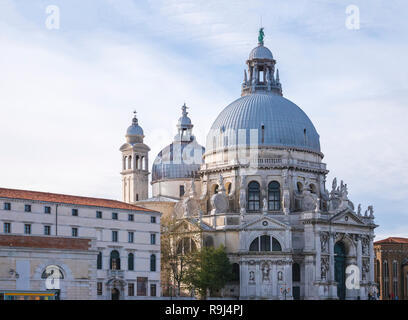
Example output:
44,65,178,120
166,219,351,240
184,245,233,299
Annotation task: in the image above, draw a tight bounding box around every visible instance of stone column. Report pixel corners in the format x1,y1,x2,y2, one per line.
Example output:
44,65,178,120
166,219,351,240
369,236,375,283
356,235,363,298
241,261,247,298
285,262,293,299
329,232,335,282
329,232,336,298
272,262,277,297
255,262,261,298
316,232,321,282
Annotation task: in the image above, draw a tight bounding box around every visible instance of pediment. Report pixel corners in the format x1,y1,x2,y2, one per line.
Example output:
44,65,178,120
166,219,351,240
329,209,366,226
241,215,290,230
171,218,212,233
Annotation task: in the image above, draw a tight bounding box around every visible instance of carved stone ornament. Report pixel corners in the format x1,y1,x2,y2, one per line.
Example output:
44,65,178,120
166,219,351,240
320,232,329,253
210,192,229,214
321,256,329,280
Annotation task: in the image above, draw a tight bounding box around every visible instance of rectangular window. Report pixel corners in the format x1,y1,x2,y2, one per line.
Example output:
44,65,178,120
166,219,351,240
128,283,134,297
151,216,156,224
97,282,103,296
44,225,51,236
24,204,31,212
128,232,134,243
112,231,118,242
128,214,134,221
112,212,118,220
96,211,102,219
24,224,31,234
4,223,11,234
72,209,78,216
150,284,157,297
150,233,156,245
72,227,78,237
4,203,11,210
44,206,51,214
179,185,185,197
137,277,147,296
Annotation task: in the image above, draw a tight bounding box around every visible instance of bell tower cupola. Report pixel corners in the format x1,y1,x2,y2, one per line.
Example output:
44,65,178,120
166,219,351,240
120,111,150,203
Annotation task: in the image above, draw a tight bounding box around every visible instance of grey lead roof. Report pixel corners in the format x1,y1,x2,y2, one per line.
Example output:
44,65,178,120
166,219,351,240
206,92,321,153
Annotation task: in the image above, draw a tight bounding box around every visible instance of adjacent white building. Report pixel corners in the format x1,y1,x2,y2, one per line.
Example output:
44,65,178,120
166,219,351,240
0,187,161,300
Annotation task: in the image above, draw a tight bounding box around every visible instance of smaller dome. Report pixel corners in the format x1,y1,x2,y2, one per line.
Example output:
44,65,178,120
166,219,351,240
249,45,273,60
126,112,144,144
127,123,144,136
178,115,192,127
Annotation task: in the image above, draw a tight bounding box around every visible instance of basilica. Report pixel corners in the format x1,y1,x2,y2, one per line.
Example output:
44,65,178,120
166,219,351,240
120,29,378,300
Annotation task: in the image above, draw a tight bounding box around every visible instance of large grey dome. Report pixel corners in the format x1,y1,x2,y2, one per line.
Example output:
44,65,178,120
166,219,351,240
206,93,321,153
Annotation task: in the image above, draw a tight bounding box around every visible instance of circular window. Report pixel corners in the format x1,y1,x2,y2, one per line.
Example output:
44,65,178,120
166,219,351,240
262,221,268,226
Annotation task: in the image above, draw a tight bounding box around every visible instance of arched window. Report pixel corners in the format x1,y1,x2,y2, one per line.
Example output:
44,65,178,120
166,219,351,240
213,185,219,195
204,236,214,248
150,254,156,272
97,252,102,270
128,156,132,170
225,182,232,195
272,237,282,251
268,181,280,211
110,250,121,270
310,183,317,194
41,265,64,279
292,263,301,282
176,237,197,255
383,260,389,298
249,236,282,252
135,155,140,169
260,235,271,251
247,181,260,211
128,253,134,271
232,263,240,282
297,182,303,193
393,261,398,298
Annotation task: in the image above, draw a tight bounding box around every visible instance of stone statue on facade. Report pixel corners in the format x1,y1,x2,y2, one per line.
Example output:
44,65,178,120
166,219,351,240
262,197,268,215
368,205,374,218
249,271,255,283
282,189,290,214
261,262,270,282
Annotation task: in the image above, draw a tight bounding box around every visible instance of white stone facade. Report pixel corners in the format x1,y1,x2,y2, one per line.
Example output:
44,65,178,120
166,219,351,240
0,194,161,300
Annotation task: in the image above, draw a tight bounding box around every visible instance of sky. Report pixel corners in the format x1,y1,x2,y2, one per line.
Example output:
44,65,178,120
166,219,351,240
0,0,407,240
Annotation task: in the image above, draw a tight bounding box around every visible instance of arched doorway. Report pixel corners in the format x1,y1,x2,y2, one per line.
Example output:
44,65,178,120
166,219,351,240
111,288,120,300
334,241,346,300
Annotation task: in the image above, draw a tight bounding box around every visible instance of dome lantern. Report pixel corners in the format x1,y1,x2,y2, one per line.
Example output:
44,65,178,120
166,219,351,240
175,103,194,142
242,28,282,96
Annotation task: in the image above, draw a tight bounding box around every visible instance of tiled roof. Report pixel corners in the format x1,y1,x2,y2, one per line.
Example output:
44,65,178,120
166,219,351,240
0,187,156,212
374,237,408,245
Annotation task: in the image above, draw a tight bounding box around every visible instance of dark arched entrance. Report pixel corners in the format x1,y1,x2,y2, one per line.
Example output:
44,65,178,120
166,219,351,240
334,241,346,300
111,288,120,300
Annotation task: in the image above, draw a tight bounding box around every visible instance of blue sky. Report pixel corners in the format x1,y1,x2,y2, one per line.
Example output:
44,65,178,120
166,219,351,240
0,0,407,240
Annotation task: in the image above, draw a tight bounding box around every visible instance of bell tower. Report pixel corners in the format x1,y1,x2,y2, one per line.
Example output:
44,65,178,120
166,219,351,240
120,111,150,203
